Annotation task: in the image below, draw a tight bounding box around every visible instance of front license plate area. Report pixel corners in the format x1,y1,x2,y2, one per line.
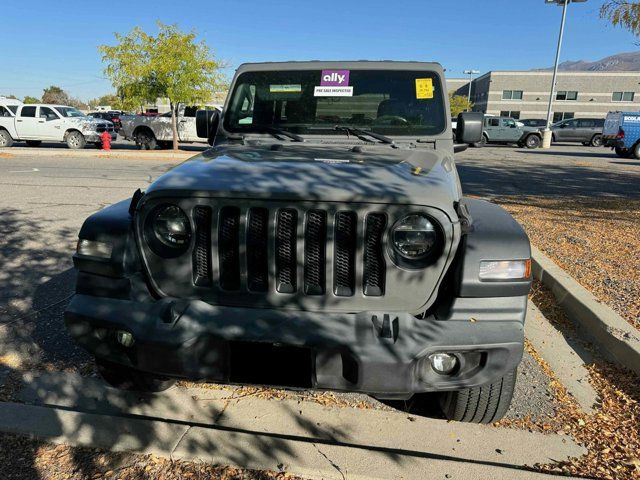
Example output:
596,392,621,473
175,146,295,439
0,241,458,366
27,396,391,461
228,341,313,388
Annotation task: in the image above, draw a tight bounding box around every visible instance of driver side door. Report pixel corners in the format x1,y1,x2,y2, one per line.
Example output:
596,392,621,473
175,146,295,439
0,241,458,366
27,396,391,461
37,106,64,140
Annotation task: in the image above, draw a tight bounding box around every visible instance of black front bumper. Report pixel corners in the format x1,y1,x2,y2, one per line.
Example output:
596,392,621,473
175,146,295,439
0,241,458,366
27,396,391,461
65,294,524,396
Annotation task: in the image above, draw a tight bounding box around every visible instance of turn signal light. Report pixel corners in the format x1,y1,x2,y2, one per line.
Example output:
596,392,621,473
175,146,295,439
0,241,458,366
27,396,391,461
479,259,531,281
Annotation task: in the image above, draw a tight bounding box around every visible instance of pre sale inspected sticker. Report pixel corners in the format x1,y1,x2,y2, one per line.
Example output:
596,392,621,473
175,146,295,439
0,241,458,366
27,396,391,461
314,86,354,97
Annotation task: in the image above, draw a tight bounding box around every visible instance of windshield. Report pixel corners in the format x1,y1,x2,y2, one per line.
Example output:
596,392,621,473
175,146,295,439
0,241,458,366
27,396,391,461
224,69,446,137
55,107,86,118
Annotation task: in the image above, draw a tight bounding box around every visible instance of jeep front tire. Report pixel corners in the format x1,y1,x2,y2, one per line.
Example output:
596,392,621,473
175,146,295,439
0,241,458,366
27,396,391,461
439,368,517,423
96,358,176,392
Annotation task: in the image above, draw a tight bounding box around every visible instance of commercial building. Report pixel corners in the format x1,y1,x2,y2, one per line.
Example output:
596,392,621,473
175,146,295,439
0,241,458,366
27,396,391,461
447,70,640,121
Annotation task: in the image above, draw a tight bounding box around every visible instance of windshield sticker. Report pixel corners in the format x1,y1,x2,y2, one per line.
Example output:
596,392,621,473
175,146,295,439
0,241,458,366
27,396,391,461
269,84,302,93
415,78,434,99
321,69,350,86
314,86,354,97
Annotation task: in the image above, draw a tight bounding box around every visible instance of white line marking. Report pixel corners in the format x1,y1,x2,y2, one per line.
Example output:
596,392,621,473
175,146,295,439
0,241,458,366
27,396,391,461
9,168,40,173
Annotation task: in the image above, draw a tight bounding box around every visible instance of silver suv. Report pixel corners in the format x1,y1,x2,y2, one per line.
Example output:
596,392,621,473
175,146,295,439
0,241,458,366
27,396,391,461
551,118,604,147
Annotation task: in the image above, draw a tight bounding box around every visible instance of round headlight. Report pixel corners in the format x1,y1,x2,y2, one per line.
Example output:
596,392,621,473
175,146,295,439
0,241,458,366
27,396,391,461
391,214,438,260
153,205,191,248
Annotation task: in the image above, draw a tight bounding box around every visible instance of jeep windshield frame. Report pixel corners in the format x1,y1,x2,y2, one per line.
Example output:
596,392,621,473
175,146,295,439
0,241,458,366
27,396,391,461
223,69,446,139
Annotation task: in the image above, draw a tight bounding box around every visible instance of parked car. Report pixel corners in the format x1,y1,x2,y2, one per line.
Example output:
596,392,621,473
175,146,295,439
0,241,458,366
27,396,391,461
481,116,542,148
550,118,604,146
65,61,532,424
519,118,547,129
119,105,220,149
602,111,640,158
88,111,122,131
0,104,116,149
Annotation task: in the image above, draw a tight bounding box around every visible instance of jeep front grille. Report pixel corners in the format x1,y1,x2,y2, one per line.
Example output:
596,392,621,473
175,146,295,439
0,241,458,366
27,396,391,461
190,206,386,298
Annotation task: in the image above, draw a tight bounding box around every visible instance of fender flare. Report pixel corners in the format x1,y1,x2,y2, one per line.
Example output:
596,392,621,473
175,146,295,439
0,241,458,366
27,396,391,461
451,198,531,298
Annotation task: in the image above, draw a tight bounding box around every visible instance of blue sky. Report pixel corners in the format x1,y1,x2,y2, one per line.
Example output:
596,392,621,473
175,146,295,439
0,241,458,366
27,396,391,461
0,0,637,101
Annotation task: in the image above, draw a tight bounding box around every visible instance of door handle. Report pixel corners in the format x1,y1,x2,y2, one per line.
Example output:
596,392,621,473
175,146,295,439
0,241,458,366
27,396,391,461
17,119,22,122
179,120,187,123
39,120,45,123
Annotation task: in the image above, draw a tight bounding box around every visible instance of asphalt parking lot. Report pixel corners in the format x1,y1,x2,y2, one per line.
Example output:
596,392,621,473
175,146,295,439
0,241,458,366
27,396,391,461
2,142,635,423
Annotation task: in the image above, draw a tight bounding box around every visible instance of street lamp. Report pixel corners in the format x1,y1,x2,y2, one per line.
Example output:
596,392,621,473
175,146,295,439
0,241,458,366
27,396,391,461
542,0,588,149
463,69,480,108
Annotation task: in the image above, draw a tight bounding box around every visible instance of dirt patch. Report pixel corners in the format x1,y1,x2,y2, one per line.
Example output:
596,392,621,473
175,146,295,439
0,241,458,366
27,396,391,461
499,282,640,480
498,196,640,330
0,434,303,480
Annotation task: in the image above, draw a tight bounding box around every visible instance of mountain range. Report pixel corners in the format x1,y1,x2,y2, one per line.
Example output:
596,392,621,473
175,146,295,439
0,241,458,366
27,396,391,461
534,51,640,71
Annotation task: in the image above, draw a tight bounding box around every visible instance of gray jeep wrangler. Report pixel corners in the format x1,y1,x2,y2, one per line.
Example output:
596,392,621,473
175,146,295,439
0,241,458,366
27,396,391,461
65,61,531,423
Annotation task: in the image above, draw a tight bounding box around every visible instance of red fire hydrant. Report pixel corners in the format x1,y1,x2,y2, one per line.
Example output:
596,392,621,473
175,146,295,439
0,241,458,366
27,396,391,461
100,130,112,151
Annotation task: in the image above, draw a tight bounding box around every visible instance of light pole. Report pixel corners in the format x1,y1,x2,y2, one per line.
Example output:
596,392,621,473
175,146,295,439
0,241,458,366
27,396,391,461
463,69,479,109
542,0,587,148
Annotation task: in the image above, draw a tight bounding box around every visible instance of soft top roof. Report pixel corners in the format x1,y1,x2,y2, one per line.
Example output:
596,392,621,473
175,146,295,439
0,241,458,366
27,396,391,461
235,60,444,75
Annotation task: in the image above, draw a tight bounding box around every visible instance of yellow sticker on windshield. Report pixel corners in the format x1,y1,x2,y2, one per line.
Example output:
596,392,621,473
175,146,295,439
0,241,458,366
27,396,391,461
415,78,434,99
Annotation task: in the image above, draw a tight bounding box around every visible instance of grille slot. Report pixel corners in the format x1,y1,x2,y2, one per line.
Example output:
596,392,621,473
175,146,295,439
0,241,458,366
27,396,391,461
275,209,298,293
334,211,357,296
218,206,241,290
192,206,212,286
363,213,387,296
304,210,327,295
246,207,269,292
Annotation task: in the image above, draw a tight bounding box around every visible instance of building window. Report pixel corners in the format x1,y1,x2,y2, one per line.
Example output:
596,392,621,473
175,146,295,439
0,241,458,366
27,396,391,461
500,110,521,119
553,112,574,122
502,90,523,100
612,91,635,102
556,91,578,101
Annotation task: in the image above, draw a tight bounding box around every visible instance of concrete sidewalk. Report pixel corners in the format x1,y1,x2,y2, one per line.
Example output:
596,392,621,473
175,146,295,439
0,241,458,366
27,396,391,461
3,371,586,479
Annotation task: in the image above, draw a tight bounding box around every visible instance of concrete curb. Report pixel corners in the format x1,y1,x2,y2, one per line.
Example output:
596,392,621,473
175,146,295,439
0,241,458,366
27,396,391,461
1,146,195,160
531,246,640,376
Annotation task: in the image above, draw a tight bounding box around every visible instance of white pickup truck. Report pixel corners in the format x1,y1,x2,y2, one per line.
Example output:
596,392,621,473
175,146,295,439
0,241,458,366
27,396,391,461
0,103,116,149
119,105,221,149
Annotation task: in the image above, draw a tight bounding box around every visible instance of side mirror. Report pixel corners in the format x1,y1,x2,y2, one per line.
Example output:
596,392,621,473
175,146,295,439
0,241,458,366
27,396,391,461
510,124,517,128
559,123,566,128
196,108,220,145
455,112,483,145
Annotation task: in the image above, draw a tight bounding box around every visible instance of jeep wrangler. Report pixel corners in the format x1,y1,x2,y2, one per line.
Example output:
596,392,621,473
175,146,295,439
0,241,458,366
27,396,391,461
65,61,531,423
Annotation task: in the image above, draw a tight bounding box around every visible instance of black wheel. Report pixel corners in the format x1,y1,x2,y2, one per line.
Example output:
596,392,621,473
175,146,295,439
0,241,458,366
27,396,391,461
439,368,517,423
25,140,42,147
633,142,640,160
480,134,488,147
0,130,13,148
135,130,157,150
66,131,86,149
590,134,603,147
524,134,541,149
96,358,175,392
615,147,632,158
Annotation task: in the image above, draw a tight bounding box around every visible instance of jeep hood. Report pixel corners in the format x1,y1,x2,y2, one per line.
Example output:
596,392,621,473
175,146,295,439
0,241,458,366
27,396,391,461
146,144,460,214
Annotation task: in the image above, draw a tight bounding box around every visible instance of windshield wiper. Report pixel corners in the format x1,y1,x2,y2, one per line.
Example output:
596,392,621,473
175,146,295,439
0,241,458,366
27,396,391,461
334,126,394,145
253,125,304,142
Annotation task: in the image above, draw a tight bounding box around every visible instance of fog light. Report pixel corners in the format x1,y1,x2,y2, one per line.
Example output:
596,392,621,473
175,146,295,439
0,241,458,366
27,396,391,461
116,330,134,347
429,353,458,375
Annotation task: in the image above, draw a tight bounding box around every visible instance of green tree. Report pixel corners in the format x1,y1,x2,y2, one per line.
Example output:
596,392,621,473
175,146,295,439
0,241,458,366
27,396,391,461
23,95,40,104
42,85,71,105
88,94,123,110
601,1,640,35
449,93,473,117
99,22,223,149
